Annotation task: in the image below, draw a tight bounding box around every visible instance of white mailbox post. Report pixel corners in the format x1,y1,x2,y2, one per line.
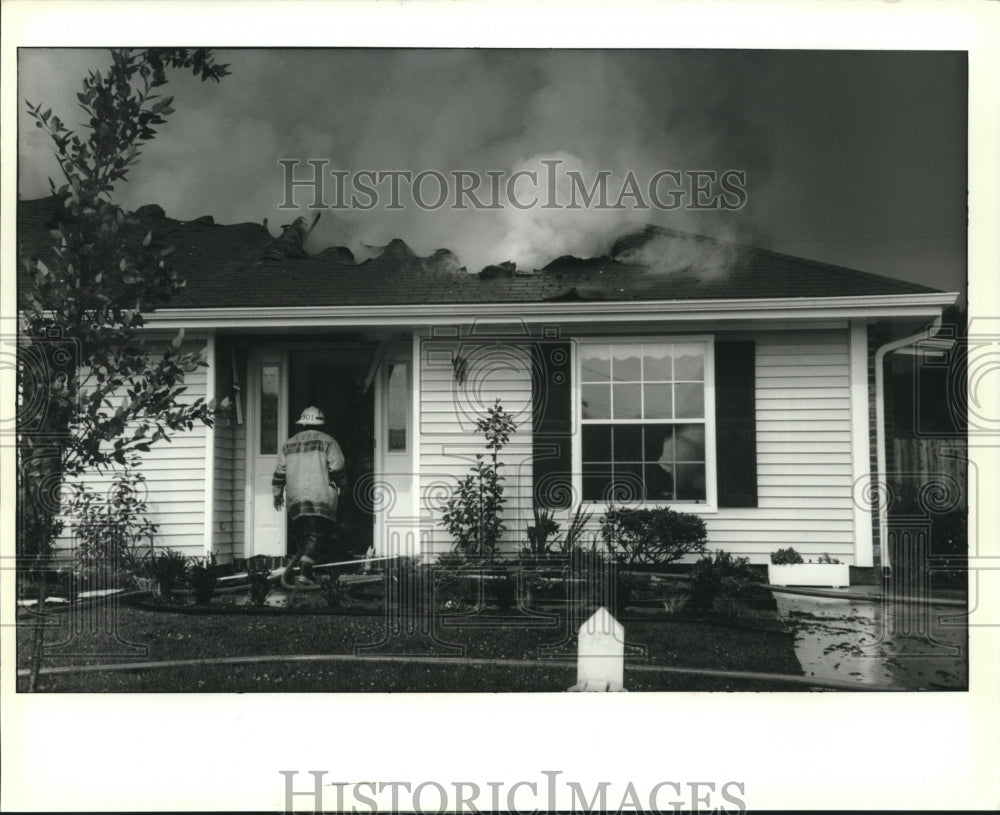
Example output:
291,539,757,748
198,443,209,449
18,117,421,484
569,606,626,692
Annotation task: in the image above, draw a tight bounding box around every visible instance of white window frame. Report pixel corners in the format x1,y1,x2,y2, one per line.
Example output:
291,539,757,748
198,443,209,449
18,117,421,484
572,335,717,513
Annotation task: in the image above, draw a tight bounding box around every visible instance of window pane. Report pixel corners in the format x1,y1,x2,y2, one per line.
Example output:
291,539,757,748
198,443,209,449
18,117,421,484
582,462,612,502
642,345,672,381
581,383,611,419
613,425,643,462
612,346,641,381
610,464,645,503
644,424,675,463
645,462,675,501
387,362,407,452
260,364,279,455
579,340,710,506
674,382,704,418
675,463,706,501
580,347,610,382
674,344,704,380
581,425,612,461
612,383,641,419
643,383,672,419
674,424,705,461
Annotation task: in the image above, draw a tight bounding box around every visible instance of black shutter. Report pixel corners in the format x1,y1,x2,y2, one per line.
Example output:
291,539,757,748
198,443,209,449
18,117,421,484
715,341,758,507
531,341,573,508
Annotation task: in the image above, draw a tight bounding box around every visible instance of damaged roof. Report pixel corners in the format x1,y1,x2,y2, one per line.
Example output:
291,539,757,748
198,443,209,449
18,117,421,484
17,196,943,311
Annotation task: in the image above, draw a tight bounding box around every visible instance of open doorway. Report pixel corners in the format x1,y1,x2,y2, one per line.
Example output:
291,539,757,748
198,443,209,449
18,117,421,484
288,346,375,558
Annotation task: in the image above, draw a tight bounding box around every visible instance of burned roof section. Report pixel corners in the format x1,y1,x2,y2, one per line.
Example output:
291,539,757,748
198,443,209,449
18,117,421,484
17,197,942,311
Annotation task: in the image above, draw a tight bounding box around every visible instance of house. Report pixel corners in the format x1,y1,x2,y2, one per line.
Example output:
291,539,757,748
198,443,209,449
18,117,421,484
17,197,959,577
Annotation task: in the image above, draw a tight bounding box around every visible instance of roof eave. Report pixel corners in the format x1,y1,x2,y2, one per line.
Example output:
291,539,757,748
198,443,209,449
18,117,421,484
143,291,958,330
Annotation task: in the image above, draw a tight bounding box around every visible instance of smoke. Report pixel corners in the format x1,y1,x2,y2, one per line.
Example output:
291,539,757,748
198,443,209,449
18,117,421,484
613,230,740,280
18,49,774,276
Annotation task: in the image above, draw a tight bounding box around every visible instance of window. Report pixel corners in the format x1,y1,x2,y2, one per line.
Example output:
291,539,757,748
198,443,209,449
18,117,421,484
259,363,280,455
386,361,408,452
577,338,715,506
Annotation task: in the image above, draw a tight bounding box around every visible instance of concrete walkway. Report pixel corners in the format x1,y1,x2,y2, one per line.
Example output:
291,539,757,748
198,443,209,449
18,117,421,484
774,592,968,690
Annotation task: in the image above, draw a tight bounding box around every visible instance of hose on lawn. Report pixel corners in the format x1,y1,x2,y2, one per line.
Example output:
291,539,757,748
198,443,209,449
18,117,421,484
278,550,323,592
14,651,903,691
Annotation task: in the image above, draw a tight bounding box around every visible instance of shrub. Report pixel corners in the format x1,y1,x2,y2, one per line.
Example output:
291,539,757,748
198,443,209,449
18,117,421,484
770,547,803,565
435,551,471,569
247,556,271,607
388,556,433,613
600,505,707,567
568,540,605,576
432,554,482,609
662,595,689,615
688,550,756,611
322,575,345,610
711,594,751,620
68,467,157,589
613,570,640,616
188,553,217,605
440,400,518,559
150,549,188,598
488,572,517,611
522,506,561,560
816,553,841,565
562,505,594,553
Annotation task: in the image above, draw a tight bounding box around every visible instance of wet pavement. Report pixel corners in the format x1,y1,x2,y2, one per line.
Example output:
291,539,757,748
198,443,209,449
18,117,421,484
774,592,968,690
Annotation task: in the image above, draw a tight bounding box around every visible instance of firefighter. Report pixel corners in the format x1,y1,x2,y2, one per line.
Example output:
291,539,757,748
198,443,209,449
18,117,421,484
272,406,347,586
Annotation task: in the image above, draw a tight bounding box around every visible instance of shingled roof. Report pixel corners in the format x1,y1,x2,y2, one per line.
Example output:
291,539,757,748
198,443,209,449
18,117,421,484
17,196,941,311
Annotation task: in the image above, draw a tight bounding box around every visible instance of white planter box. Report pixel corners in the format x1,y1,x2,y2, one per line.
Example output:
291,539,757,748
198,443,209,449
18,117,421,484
768,563,850,588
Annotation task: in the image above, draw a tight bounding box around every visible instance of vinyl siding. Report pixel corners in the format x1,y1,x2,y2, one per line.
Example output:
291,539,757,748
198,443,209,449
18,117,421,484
209,339,243,563
551,328,857,564
56,338,211,561
707,328,855,563
413,327,857,564
418,338,534,557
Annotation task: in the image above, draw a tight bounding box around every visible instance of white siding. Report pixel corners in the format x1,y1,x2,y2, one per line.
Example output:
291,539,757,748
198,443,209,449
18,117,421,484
57,338,211,561
418,339,534,558
412,327,858,565
553,328,858,564
209,340,245,564
705,328,856,564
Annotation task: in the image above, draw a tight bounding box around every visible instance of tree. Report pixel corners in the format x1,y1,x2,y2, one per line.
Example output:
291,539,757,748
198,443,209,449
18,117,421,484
18,49,231,567
440,400,518,559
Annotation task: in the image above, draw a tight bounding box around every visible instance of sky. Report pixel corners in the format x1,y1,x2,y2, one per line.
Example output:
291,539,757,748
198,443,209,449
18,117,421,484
18,48,967,294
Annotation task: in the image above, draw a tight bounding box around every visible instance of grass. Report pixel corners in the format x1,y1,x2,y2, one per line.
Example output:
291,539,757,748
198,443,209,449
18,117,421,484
16,593,802,691
19,660,798,693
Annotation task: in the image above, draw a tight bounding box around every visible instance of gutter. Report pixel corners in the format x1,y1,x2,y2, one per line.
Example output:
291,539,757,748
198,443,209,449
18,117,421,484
874,314,944,572
142,292,958,330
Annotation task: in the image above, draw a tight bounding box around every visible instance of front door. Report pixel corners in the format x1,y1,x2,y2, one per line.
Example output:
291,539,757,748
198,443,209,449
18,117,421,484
288,347,375,557
247,350,288,557
246,343,381,560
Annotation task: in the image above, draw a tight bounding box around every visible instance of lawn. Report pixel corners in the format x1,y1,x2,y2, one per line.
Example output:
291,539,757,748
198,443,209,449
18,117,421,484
17,588,803,692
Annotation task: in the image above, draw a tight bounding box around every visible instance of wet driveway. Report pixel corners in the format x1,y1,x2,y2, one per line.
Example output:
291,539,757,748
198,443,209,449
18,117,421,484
774,592,968,690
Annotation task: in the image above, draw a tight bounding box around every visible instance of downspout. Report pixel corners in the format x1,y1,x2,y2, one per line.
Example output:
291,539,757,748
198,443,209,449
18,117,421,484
874,314,943,572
